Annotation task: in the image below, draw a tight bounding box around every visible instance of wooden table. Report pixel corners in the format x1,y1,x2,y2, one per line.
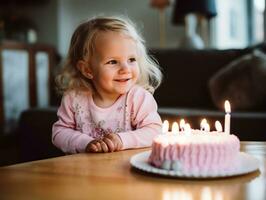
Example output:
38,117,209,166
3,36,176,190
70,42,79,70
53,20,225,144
0,142,265,200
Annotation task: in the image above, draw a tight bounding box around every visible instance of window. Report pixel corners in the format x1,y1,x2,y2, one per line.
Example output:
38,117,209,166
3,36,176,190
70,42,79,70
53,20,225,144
0,42,55,134
253,0,265,44
212,0,265,49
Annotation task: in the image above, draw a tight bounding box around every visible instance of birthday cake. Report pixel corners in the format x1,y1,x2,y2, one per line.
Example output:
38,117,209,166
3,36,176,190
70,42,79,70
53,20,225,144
148,130,240,173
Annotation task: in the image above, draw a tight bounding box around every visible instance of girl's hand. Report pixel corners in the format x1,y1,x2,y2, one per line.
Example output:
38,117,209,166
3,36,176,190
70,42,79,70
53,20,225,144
103,133,123,152
86,139,109,153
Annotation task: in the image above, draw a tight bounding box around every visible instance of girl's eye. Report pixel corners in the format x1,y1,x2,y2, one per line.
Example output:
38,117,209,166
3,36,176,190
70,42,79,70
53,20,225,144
129,58,136,63
106,60,117,65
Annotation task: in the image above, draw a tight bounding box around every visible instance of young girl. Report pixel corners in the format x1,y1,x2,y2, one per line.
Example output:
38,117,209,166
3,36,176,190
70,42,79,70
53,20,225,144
52,16,163,154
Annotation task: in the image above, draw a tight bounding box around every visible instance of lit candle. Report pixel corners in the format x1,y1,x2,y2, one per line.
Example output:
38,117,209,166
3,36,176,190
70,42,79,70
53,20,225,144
200,119,207,131
204,122,210,132
180,119,185,131
172,122,179,134
224,100,231,134
215,120,223,132
184,123,191,135
162,120,169,133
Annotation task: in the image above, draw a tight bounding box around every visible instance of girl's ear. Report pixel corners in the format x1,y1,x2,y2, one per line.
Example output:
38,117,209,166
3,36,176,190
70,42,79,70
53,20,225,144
76,60,93,79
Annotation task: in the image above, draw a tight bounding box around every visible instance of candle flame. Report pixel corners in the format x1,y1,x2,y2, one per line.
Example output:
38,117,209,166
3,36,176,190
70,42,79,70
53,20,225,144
172,122,179,134
225,100,231,113
215,121,223,132
200,118,207,129
162,120,169,133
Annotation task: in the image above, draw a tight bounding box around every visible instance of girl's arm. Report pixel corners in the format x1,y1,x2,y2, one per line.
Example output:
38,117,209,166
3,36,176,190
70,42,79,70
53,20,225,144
117,87,162,149
52,92,94,154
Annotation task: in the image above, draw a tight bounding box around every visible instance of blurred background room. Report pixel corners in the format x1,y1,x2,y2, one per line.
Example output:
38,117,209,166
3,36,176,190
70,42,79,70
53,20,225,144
0,0,265,166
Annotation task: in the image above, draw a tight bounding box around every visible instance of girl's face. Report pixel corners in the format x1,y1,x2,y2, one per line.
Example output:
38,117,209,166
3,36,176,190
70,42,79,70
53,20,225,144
89,31,139,100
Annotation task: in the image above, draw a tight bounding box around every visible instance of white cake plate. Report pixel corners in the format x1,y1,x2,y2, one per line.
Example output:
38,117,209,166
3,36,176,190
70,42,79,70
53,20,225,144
130,150,260,179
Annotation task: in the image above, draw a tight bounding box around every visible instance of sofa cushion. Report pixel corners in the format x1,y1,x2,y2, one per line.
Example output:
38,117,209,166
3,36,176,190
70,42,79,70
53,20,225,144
150,48,251,109
209,50,266,111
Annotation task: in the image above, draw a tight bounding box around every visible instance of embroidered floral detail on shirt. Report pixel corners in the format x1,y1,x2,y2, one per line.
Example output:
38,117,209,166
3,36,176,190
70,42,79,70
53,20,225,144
117,106,123,113
76,116,84,130
114,127,123,133
71,91,133,139
93,120,114,139
73,102,84,130
105,128,113,134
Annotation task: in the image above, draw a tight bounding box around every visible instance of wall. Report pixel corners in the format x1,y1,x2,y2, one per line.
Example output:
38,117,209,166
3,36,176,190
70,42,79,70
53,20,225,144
213,0,248,49
0,0,186,57
57,0,183,56
1,1,265,55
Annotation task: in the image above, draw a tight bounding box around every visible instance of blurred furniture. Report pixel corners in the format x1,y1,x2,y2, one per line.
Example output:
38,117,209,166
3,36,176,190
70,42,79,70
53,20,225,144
151,44,266,141
0,14,37,43
17,107,64,163
172,0,217,48
0,142,265,200
150,0,171,47
0,41,57,134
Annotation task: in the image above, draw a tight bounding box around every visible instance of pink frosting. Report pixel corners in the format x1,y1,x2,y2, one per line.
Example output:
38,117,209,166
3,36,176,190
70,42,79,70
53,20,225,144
148,130,240,172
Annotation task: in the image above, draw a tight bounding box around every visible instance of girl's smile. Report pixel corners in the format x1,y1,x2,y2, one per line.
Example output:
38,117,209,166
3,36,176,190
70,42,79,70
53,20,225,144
87,31,139,107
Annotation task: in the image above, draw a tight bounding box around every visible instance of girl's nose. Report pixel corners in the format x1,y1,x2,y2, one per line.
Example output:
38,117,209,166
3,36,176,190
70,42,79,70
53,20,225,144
119,62,130,72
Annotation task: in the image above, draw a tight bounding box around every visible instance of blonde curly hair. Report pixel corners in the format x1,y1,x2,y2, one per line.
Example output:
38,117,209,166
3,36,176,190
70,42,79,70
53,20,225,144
56,16,162,94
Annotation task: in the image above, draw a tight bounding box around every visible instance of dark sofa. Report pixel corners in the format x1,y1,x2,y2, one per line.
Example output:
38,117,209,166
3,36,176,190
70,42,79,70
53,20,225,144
15,44,266,163
152,45,266,141
17,108,64,163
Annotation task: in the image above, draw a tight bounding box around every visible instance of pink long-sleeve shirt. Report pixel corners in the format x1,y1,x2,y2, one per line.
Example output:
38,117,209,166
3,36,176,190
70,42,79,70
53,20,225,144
52,85,162,153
